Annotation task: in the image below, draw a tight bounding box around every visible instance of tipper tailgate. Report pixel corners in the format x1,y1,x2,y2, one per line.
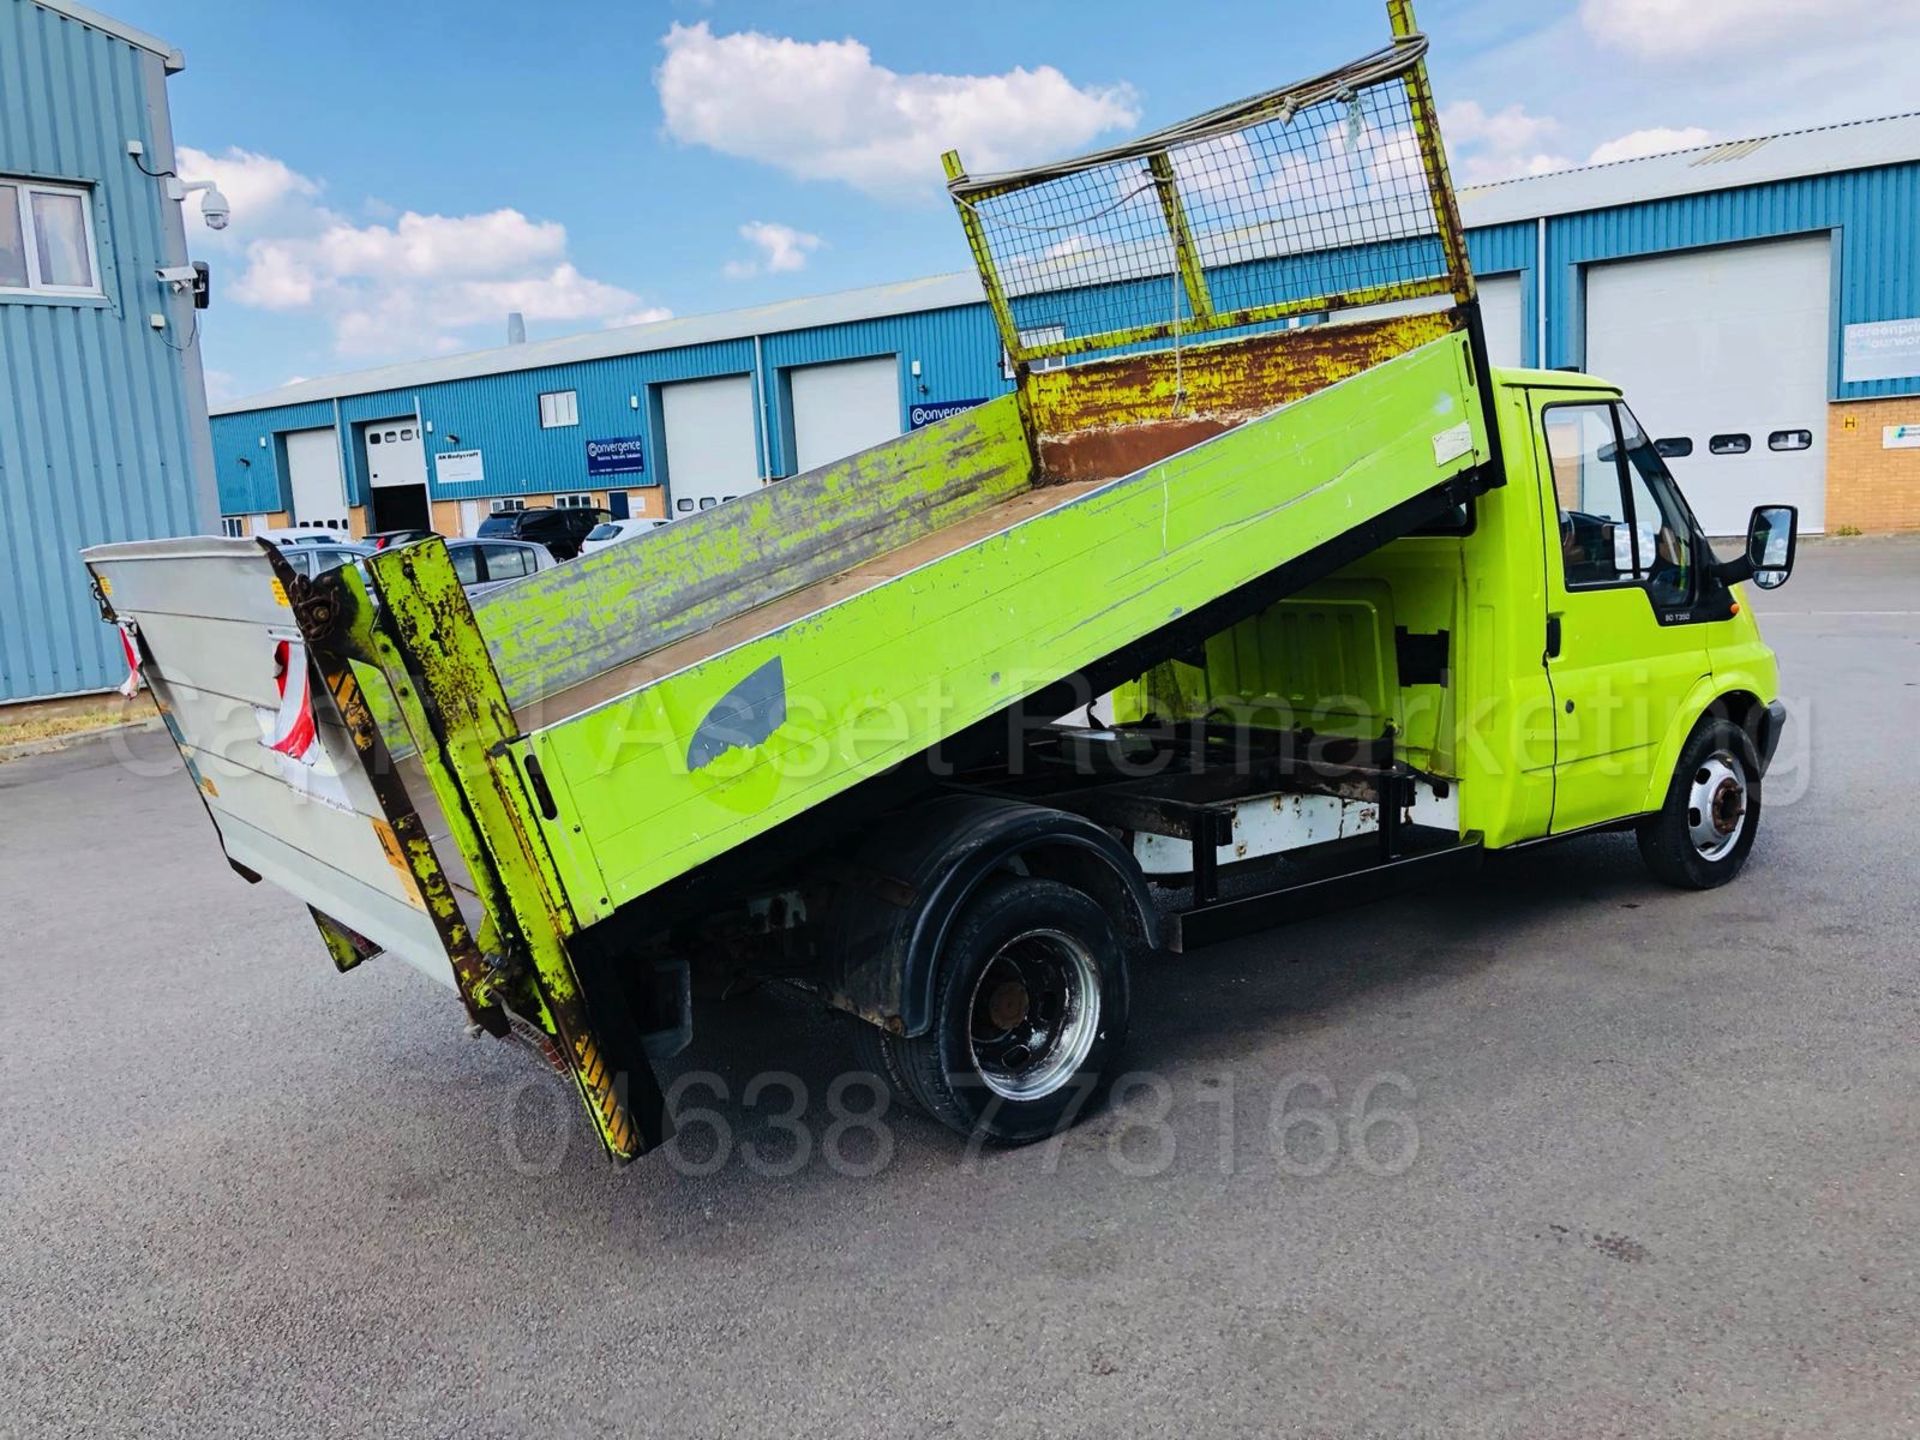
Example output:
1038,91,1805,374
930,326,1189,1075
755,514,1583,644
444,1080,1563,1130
80,536,459,992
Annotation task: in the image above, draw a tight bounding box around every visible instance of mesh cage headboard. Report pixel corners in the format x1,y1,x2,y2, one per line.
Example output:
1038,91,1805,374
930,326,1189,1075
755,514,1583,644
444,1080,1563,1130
944,2,1470,370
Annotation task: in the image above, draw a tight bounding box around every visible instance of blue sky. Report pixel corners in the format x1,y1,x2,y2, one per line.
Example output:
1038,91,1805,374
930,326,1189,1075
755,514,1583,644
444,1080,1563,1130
111,1,1919,402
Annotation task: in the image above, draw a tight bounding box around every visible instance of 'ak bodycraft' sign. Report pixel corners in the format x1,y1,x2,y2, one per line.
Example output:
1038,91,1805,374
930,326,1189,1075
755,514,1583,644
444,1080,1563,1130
586,436,648,478
435,449,484,484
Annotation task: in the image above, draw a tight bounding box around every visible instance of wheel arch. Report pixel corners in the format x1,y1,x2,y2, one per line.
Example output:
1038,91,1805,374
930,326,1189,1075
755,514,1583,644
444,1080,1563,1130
817,794,1158,1039
1638,680,1773,815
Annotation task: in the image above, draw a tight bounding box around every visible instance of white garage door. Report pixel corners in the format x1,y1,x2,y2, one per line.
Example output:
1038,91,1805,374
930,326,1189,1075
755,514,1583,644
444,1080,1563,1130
661,375,759,517
789,356,901,473
284,426,346,528
364,418,427,490
1476,273,1524,369
1585,236,1830,533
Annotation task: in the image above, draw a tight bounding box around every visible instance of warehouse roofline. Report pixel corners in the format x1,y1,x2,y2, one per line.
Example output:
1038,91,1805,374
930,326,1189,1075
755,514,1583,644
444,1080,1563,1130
214,271,988,415
1459,111,1920,227
217,111,1920,420
31,0,183,70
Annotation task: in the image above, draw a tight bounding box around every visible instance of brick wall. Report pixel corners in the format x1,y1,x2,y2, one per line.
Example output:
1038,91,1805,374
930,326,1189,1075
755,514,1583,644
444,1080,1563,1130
1828,397,1920,532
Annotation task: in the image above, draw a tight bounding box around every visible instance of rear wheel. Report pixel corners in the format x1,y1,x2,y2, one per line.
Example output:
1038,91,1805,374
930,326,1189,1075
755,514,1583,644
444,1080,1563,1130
874,876,1130,1145
1637,718,1762,889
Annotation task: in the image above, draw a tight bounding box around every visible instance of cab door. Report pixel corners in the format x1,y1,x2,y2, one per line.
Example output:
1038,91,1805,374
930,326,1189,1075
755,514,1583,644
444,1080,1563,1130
1532,396,1710,833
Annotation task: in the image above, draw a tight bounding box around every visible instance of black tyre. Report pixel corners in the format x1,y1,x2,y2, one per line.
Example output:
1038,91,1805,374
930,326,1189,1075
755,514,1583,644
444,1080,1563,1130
1637,717,1762,889
875,876,1130,1146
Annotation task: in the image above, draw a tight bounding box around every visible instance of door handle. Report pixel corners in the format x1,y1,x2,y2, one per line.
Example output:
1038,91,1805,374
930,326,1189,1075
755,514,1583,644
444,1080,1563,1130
1545,613,1563,660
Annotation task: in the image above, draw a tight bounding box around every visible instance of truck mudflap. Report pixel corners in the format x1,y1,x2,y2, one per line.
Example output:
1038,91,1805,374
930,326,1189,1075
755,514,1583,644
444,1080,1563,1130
81,536,669,1162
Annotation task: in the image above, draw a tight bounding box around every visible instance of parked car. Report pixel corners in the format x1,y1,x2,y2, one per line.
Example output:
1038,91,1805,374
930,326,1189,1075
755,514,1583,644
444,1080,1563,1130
580,517,669,554
275,541,372,578
444,537,557,594
258,525,348,547
363,528,437,551
475,506,610,560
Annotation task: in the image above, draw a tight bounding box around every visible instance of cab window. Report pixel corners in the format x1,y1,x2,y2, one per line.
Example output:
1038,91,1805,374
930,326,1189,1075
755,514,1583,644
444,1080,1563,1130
1542,401,1694,607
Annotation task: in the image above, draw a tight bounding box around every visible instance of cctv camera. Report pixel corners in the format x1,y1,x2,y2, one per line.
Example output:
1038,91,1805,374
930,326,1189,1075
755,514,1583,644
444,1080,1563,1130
200,185,231,230
155,264,197,287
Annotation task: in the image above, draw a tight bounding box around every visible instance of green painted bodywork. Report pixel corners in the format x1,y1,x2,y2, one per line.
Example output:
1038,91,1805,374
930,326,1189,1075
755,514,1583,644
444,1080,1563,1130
512,332,1488,911
1117,368,1782,849
470,394,1036,719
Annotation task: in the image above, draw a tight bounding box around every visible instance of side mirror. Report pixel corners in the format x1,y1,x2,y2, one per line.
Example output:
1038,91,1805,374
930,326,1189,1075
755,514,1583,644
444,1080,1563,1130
1713,504,1798,590
1746,504,1798,590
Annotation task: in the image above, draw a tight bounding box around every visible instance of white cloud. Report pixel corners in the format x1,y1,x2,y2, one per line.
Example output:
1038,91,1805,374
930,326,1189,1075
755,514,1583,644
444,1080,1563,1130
176,145,318,230
1578,0,1885,60
656,21,1139,198
313,210,566,282
602,307,675,330
1587,126,1715,165
1441,100,1573,185
230,240,317,310
723,220,823,278
185,147,663,364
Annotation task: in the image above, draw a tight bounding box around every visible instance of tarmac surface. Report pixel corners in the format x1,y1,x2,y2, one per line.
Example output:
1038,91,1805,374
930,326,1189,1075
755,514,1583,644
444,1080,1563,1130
3,536,1915,1438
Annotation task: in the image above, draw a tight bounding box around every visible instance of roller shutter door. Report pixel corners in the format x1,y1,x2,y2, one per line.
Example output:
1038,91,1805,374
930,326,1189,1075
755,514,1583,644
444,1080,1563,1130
661,375,758,517
789,356,901,473
1476,273,1523,369
284,426,346,529
1585,237,1830,534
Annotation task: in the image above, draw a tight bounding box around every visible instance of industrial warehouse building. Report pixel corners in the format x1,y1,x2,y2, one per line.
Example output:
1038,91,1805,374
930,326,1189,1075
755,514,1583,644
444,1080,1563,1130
2,0,215,704
213,113,1920,544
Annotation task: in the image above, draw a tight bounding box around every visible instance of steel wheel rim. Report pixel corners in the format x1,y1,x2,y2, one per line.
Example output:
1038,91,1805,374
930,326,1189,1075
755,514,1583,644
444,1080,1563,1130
967,927,1102,1101
1686,749,1749,862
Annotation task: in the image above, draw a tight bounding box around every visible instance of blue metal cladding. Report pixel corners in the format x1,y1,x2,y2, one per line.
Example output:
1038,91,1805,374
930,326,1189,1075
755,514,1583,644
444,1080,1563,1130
0,1,212,701
760,305,1009,476
211,398,332,512
1536,162,1920,398
377,339,754,504
212,310,1018,507
1466,221,1539,366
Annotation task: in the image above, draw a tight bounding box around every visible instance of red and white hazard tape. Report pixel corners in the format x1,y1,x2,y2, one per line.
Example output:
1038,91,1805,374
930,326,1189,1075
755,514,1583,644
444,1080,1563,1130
117,621,143,698
267,639,319,762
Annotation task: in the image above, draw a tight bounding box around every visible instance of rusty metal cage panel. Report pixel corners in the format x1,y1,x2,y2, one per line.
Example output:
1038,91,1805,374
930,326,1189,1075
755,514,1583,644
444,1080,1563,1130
944,1,1471,369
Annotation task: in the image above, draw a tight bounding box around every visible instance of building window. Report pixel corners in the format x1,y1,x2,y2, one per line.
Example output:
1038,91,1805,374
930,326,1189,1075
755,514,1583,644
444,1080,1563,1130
0,178,101,297
1002,326,1069,379
1708,433,1751,455
368,432,382,446
489,498,527,514
539,390,579,428
1768,428,1813,452
554,493,595,508
220,517,246,538
1654,436,1693,458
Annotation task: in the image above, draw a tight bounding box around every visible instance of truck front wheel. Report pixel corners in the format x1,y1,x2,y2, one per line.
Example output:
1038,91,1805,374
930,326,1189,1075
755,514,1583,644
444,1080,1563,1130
1637,718,1762,889
877,876,1131,1146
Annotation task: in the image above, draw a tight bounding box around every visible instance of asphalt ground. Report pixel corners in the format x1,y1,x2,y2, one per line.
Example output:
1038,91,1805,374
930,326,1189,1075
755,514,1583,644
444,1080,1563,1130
2,536,1915,1438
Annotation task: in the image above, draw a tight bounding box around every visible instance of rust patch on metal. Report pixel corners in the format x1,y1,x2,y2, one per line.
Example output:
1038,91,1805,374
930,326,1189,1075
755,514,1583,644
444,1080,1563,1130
1027,311,1462,483
1037,418,1239,485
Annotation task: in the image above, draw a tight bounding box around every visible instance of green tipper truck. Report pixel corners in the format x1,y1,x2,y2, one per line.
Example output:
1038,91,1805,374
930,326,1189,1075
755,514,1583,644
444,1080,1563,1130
85,4,1799,1163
